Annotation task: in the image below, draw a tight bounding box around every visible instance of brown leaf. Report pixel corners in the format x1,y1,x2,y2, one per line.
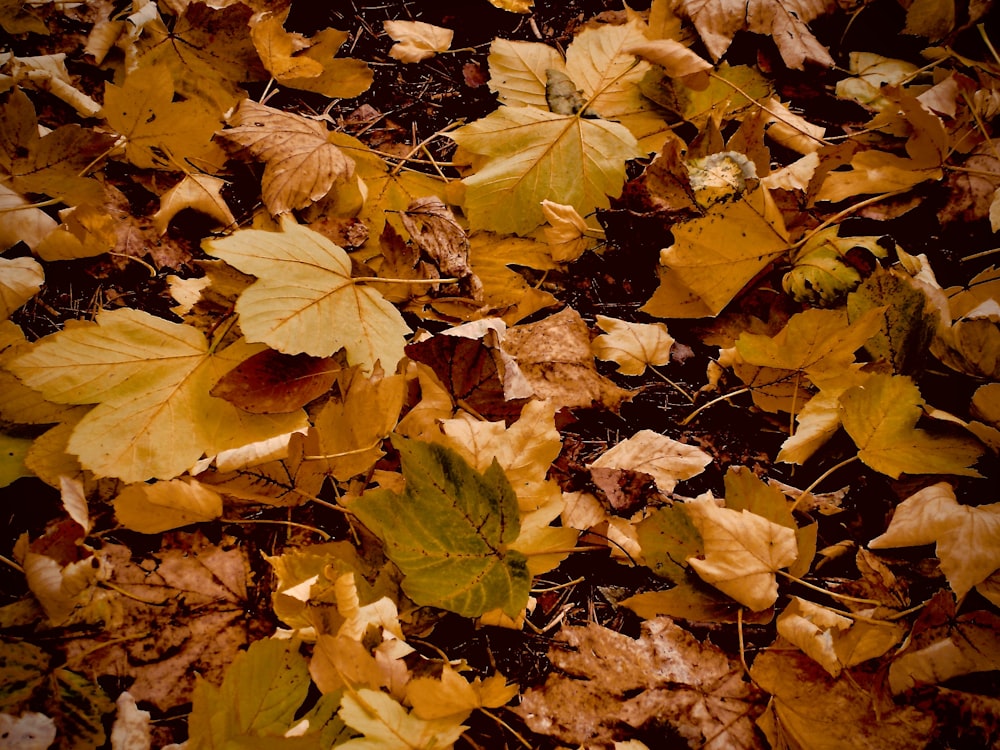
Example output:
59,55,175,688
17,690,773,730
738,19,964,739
514,617,766,747
400,197,483,302
501,307,632,410
588,466,656,516
210,349,340,414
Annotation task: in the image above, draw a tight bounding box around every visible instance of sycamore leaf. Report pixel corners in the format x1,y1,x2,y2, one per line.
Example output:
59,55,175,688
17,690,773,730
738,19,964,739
684,496,798,611
188,637,341,749
217,99,355,215
251,10,325,80
349,436,530,618
384,20,453,63
592,316,675,376
8,308,307,482
840,374,983,478
590,430,711,493
540,200,598,262
406,663,517,721
102,65,225,171
870,482,1000,598
450,106,642,235
626,38,712,89
338,689,467,750
113,478,223,534
203,217,411,373
152,174,236,235
0,256,43,321
487,38,564,109
636,503,704,583
643,187,789,318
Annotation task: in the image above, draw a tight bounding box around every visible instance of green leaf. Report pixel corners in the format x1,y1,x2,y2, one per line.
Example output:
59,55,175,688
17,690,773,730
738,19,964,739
188,638,341,749
449,106,641,235
636,504,703,583
0,640,49,711
350,436,530,618
783,226,889,306
46,668,114,750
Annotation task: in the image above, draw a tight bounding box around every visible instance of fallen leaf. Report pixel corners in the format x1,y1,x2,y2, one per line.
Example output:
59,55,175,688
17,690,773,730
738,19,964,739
204,217,411,373
840,374,983,478
209,349,340,414
501,307,632,410
9,308,307,482
590,429,711,493
783,226,889,306
0,256,43,321
338,688,466,750
349,436,530,618
110,692,151,750
217,99,355,215
684,495,799,611
384,20,453,63
113,477,223,534
514,618,765,748
869,482,1000,598
152,174,236,235
592,316,675,376
0,713,56,750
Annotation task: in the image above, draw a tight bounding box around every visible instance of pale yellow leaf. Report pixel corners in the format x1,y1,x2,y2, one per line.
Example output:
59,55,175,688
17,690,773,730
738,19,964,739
835,52,920,110
565,20,650,121
625,38,711,89
0,432,33,488
763,96,827,154
592,316,674,376
591,429,711,493
0,256,43,321
204,217,411,373
338,689,467,749
9,308,307,482
218,99,354,215
113,477,223,534
870,482,1000,598
540,200,595,262
487,38,563,108
0,183,57,252
384,20,453,63
761,152,819,191
776,596,852,677
59,476,90,534
685,496,798,611
152,174,236,235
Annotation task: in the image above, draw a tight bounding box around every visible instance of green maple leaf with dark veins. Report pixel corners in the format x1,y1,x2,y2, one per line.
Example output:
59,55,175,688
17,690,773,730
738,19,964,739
351,435,530,618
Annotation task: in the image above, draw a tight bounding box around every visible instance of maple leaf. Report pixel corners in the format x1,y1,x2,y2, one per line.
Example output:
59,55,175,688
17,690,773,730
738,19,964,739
677,0,835,69
642,187,790,318
514,618,765,748
102,65,226,171
684,495,799,611
783,226,890,306
338,689,467,750
217,99,356,215
0,257,43,321
468,232,558,323
636,503,704,583
187,637,342,749
869,482,1000,599
592,315,675,376
406,663,518,721
203,217,411,373
840,373,983,478
113,477,223,534
384,20,454,63
8,307,307,482
349,436,530,618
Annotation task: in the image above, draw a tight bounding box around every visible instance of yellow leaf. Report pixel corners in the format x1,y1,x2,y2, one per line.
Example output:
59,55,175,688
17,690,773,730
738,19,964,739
835,52,919,111
487,38,563,109
450,105,642,235
384,20,453,63
34,204,117,262
113,477,223,534
540,200,598,262
591,430,711,493
250,11,325,80
8,308,307,482
840,374,983,478
870,482,1000,598
0,256,43,321
649,187,789,317
626,38,712,89
204,217,411,373
279,28,373,98
0,431,33,487
487,0,532,11
152,174,236,235
684,496,798,611
338,689,467,749
0,183,57,253
218,99,355,215
468,232,558,323
591,316,674,376
102,65,225,171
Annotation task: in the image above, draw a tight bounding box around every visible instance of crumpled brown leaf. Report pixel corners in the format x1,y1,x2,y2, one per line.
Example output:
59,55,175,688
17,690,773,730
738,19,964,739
514,617,766,748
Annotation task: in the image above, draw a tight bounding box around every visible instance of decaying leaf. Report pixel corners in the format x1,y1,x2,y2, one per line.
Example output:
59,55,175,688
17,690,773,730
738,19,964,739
515,617,765,748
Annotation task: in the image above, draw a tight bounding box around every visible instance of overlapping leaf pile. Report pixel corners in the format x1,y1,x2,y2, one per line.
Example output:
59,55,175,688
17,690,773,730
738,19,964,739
2,0,1000,747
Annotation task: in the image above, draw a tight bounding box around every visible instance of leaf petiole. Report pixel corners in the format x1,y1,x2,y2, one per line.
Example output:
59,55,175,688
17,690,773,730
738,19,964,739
680,386,751,425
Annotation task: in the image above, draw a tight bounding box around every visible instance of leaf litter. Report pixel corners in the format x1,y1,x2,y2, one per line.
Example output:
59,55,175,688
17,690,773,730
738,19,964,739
1,0,1000,748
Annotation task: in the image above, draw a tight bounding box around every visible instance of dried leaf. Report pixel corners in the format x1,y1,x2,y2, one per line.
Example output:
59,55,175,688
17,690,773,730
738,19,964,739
591,430,711,493
592,316,675,376
0,257,43,321
384,20,453,63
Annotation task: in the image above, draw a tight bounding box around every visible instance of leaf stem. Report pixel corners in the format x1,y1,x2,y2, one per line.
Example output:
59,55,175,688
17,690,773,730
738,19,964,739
789,455,858,513
352,276,460,285
476,708,533,749
220,517,331,540
777,569,882,606
0,553,23,573
648,365,695,402
680,387,751,426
